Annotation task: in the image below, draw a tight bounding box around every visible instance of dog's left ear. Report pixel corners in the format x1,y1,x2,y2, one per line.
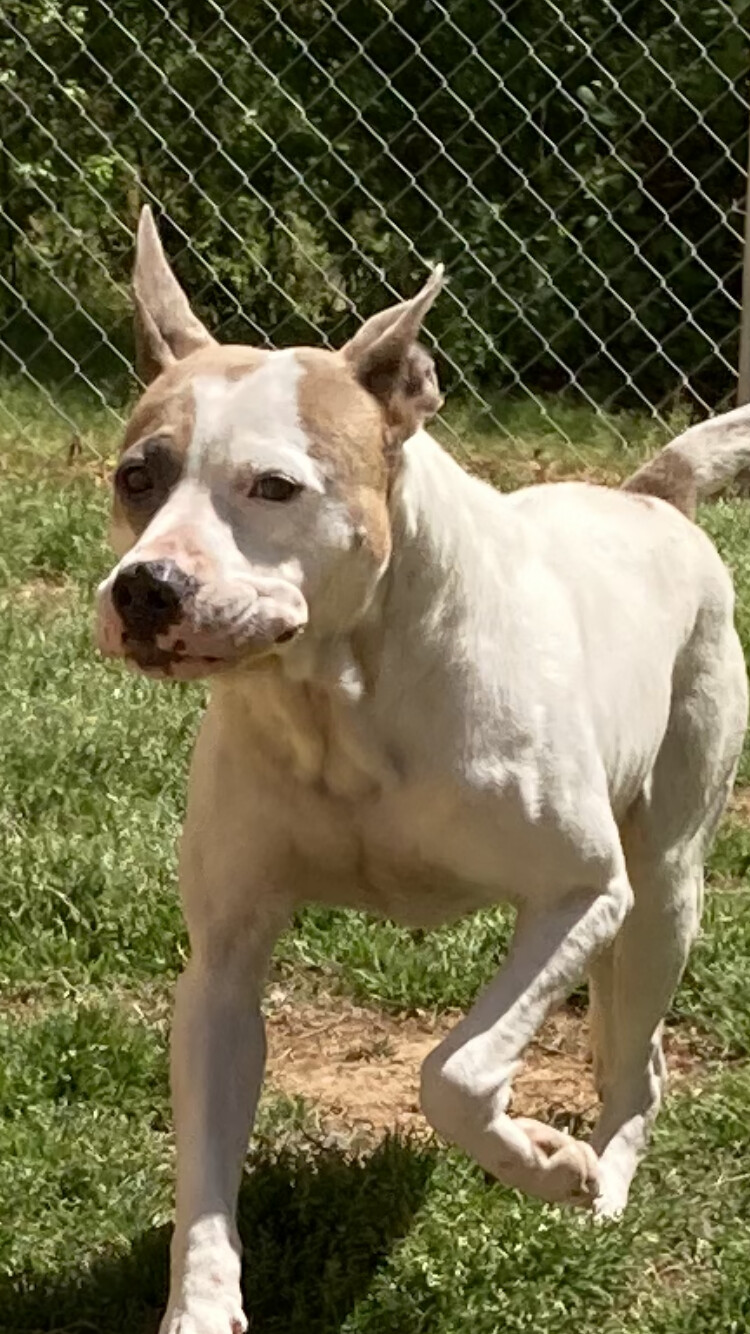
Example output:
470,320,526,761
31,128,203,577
342,266,444,446
133,205,216,383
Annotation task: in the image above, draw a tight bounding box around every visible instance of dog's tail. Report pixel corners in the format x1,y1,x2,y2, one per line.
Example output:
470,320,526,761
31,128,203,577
622,403,750,520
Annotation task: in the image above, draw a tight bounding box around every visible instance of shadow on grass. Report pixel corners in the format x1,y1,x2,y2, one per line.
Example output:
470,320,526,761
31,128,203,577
0,1135,435,1334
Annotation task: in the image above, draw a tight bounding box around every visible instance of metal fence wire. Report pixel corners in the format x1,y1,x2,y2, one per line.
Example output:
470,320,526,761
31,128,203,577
0,0,748,450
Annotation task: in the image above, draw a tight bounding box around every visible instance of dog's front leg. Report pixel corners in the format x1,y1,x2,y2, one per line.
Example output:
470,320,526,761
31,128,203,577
160,728,291,1334
160,918,283,1334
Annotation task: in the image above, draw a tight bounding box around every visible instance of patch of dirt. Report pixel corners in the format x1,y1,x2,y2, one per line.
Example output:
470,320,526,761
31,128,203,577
1,980,713,1148
264,990,709,1142
14,577,74,607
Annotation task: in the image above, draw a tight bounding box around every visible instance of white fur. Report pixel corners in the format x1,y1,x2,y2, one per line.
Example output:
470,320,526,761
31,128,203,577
189,353,324,490
149,423,747,1334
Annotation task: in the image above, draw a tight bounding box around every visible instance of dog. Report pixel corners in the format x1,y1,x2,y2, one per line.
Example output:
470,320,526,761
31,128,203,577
97,206,749,1334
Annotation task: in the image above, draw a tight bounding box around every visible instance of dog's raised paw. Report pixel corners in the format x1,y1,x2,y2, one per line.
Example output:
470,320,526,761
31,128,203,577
514,1116,601,1207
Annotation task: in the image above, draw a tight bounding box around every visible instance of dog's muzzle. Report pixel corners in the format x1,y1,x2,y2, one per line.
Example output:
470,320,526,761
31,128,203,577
97,558,308,680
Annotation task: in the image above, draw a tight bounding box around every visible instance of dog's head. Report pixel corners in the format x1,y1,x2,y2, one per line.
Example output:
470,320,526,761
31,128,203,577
97,208,443,681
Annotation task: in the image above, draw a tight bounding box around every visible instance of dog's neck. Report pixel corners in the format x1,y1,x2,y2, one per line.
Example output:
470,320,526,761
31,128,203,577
211,430,492,796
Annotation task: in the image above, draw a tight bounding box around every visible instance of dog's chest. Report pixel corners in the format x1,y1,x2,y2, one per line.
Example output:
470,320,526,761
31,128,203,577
222,678,498,922
289,777,516,925
269,742,559,927
293,769,607,926
224,667,594,925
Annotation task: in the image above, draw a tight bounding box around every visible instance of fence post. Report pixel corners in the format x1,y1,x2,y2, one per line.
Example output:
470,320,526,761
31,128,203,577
737,107,750,406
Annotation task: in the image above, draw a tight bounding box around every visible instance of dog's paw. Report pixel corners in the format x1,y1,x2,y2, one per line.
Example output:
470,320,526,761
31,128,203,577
159,1298,247,1334
589,1161,631,1222
514,1117,601,1208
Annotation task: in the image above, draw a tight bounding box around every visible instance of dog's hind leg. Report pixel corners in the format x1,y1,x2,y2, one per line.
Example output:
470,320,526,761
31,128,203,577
588,854,702,1219
589,623,746,1219
419,858,633,1209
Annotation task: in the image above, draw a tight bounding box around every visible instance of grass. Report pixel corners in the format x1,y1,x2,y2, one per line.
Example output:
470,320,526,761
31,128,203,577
1,378,750,1332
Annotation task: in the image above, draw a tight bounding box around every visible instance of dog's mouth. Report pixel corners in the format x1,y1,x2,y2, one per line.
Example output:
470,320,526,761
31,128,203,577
123,638,235,681
122,632,293,681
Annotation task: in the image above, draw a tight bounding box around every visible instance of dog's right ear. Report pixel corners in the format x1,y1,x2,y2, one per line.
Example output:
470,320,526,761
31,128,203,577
133,206,216,383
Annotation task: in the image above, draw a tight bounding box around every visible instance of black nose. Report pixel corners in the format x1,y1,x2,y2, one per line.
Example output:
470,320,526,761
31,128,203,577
111,560,191,638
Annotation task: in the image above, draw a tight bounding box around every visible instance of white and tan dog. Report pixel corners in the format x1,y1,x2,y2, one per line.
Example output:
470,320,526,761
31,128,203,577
97,207,749,1334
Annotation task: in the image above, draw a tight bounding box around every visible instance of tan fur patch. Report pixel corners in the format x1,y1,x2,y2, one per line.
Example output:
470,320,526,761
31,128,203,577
295,349,387,487
621,450,698,520
295,348,392,564
123,344,269,458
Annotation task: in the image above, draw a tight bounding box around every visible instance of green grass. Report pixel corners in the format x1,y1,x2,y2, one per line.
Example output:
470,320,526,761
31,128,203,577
1,380,750,1332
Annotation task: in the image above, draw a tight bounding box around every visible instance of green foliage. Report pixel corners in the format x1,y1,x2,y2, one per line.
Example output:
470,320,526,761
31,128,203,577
0,0,747,409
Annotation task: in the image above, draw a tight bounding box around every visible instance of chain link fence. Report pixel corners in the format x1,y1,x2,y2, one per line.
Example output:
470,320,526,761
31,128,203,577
0,0,748,452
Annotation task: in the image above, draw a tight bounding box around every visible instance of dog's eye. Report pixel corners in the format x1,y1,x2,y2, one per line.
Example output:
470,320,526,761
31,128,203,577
117,462,153,498
250,474,301,503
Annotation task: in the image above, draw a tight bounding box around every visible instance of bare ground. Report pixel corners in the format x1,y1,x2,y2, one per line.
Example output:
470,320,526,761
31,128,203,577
3,980,713,1143
263,989,710,1141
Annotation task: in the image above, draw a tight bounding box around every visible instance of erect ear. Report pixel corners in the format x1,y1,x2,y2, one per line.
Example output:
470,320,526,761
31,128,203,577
342,266,444,446
132,205,216,383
